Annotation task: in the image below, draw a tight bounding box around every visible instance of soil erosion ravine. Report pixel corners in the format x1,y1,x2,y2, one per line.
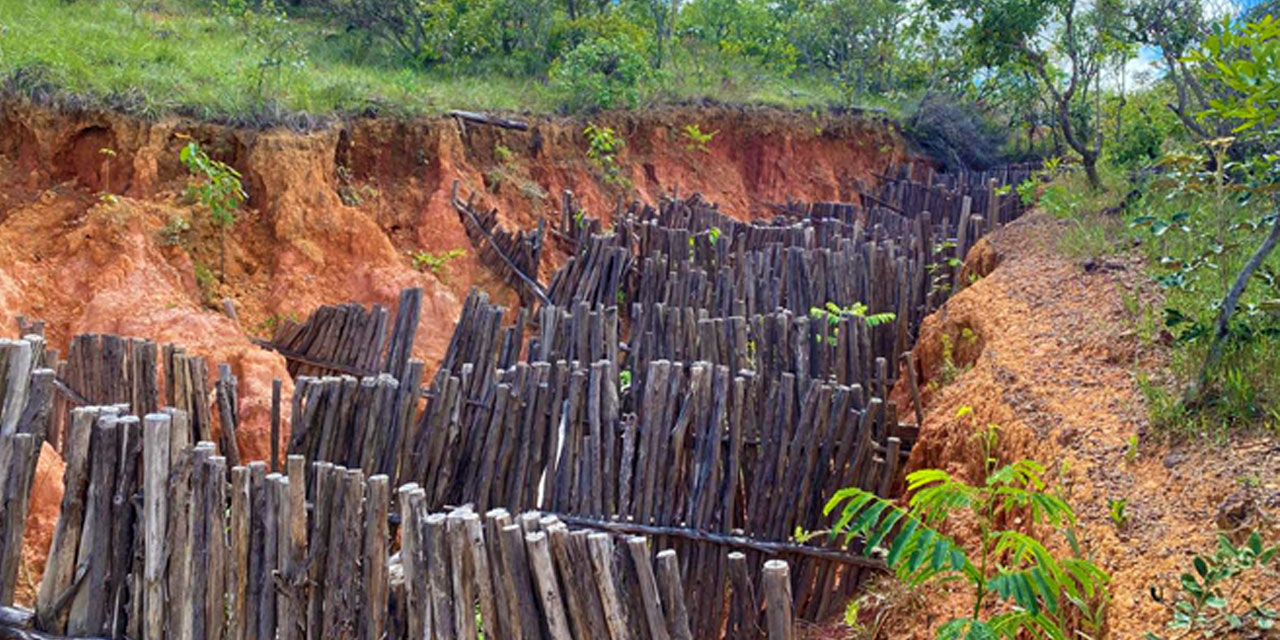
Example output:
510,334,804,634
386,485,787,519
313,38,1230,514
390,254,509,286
0,101,908,605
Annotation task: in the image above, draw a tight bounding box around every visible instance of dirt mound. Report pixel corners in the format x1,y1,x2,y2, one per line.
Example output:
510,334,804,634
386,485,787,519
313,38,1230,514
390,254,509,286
882,211,1280,640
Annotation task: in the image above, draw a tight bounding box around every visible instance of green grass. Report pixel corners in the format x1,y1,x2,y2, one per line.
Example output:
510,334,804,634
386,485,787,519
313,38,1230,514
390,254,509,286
1035,166,1127,261
0,0,551,122
0,0,878,123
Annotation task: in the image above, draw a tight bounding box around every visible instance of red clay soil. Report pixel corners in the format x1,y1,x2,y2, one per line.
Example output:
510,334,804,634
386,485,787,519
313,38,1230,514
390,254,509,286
803,211,1280,639
0,100,909,605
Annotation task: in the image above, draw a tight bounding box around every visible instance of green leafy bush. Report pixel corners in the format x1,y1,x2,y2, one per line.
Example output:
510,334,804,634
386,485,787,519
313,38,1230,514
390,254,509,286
825,410,1110,640
1148,531,1279,638
550,37,651,112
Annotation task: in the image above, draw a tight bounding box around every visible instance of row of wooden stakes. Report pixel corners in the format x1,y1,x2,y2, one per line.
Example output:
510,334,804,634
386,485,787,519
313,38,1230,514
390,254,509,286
3,402,801,640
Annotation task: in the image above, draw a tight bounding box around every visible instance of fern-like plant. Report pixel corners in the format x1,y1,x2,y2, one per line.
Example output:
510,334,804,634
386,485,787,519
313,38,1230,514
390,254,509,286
825,412,1110,640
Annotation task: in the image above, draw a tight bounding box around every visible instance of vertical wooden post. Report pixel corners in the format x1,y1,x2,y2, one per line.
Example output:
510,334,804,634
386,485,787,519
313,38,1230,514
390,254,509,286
424,514,455,640
280,456,308,640
763,560,793,640
461,513,498,640
228,466,250,640
206,455,229,640
143,413,172,640
398,484,426,640
271,379,282,473
363,475,389,640
446,510,477,640
654,550,692,640
36,407,97,633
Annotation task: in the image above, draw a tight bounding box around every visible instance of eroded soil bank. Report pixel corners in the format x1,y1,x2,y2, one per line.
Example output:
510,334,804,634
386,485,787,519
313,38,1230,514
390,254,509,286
0,101,910,603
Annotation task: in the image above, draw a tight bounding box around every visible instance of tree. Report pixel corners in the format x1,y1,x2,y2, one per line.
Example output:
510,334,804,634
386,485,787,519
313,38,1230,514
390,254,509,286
1183,14,1280,397
931,0,1132,188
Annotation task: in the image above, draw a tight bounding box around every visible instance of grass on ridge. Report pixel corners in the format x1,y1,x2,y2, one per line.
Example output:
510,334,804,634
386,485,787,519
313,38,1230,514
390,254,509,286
0,0,882,124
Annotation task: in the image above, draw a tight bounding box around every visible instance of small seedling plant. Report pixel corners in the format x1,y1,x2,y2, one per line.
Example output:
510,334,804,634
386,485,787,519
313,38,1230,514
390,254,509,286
180,141,246,283
1148,531,1279,639
809,302,896,347
825,408,1111,640
583,123,628,187
413,248,466,279
681,124,718,153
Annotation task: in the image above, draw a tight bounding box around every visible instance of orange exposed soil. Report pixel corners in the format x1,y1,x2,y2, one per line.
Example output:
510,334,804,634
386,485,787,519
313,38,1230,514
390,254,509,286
833,211,1280,640
0,100,909,604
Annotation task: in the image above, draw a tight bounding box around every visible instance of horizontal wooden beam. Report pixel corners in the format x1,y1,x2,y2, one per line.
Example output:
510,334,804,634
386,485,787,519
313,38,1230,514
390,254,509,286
549,515,887,570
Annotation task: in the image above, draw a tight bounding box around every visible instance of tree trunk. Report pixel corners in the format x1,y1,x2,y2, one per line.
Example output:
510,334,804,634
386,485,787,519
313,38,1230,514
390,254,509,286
1082,153,1101,190
1195,207,1280,396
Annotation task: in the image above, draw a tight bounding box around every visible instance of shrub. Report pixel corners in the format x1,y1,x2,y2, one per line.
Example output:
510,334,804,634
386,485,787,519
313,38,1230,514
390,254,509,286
825,409,1110,640
550,38,651,112
905,92,1011,172
1147,531,1279,638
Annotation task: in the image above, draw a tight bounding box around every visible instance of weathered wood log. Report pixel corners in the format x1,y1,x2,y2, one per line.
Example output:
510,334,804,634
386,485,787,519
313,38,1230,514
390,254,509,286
205,455,228,640
36,408,97,633
1,606,109,640
447,110,530,131
0,433,37,607
66,416,119,636
460,513,498,640
398,485,426,640
626,537,669,640
424,514,455,640
445,510,477,640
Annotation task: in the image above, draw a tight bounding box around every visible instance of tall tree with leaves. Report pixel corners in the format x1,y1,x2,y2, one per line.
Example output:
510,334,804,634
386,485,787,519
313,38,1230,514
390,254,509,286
930,0,1131,188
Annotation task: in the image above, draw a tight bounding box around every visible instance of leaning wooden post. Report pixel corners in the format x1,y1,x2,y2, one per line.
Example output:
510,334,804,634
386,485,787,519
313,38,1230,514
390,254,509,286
143,413,172,640
626,537,670,640
524,531,573,640
587,533,631,640
654,550,692,640
763,560,794,640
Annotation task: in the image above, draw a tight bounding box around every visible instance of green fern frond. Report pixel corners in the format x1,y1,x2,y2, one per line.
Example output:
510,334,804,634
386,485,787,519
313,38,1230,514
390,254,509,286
824,487,978,585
